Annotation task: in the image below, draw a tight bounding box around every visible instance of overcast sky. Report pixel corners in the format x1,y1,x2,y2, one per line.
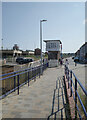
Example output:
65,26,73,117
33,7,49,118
2,2,85,53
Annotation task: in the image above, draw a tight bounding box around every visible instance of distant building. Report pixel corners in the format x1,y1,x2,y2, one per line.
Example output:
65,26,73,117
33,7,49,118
75,50,80,58
79,42,87,61
1,49,22,58
44,40,62,67
34,48,41,55
75,42,87,62
0,49,34,58
13,44,19,50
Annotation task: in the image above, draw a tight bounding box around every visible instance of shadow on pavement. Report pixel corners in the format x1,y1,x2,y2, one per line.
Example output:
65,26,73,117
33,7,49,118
47,77,71,119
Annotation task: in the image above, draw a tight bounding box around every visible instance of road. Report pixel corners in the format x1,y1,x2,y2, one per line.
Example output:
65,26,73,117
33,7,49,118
64,57,86,89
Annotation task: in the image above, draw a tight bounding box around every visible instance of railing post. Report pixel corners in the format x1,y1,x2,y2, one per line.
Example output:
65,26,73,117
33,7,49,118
75,77,77,119
17,75,19,95
68,69,69,89
39,66,40,78
35,67,37,80
28,71,29,86
32,67,33,78
65,65,66,75
34,67,36,81
63,76,65,85
14,74,16,92
70,71,72,97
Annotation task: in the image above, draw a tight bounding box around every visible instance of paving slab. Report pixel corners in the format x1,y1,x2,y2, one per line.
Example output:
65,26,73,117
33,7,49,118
2,66,65,119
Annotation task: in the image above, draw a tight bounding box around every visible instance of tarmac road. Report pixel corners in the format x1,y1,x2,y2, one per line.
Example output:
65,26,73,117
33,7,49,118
64,57,86,89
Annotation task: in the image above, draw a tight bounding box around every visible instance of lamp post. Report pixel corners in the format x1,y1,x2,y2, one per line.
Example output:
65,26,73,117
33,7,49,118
40,19,47,75
1,38,3,50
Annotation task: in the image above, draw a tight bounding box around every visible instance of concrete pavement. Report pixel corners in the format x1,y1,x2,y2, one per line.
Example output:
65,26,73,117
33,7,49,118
2,57,85,119
2,66,67,119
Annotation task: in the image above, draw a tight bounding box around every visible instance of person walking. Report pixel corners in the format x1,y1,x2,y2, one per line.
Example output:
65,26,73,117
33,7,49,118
65,59,69,67
75,62,77,66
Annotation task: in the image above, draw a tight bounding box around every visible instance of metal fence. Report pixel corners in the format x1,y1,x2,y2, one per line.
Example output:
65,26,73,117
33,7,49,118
0,62,48,99
64,65,87,119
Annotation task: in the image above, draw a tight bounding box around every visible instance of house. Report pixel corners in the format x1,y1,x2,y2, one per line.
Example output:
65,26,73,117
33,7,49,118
34,48,41,55
75,42,87,62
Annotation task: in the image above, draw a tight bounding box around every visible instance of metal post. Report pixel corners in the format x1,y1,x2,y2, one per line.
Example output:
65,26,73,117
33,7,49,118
14,74,16,92
40,20,43,75
17,75,19,95
34,67,36,81
39,66,40,78
40,19,47,75
63,76,65,85
65,65,66,75
68,69,69,89
1,38,3,50
32,67,33,78
75,78,77,119
70,71,72,97
28,72,29,86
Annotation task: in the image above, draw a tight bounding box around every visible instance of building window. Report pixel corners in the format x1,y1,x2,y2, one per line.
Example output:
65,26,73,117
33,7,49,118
54,43,56,47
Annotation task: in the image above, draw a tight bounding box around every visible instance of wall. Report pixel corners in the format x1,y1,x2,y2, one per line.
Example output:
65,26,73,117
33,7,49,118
46,41,61,51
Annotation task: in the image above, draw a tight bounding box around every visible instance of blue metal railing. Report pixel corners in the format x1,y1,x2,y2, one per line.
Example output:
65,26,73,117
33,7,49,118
0,62,48,99
64,65,87,119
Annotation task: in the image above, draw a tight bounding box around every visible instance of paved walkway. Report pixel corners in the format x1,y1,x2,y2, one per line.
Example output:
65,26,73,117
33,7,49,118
1,66,70,119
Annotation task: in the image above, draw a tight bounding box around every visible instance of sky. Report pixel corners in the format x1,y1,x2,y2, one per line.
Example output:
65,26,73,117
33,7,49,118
2,2,85,53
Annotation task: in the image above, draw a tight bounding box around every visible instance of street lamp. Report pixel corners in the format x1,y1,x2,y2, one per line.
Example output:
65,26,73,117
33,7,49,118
1,38,3,50
40,19,47,75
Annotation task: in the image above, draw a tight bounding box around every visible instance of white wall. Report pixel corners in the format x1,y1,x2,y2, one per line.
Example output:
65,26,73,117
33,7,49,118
46,41,61,51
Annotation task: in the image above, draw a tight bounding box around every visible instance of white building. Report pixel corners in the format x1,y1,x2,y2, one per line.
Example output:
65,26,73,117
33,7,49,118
44,40,62,67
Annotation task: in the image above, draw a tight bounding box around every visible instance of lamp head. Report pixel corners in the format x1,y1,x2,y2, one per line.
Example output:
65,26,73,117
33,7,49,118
41,20,47,22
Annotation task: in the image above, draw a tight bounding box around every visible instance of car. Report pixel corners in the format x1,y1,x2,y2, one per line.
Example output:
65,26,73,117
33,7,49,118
28,58,33,62
74,57,79,62
16,57,24,64
16,58,33,64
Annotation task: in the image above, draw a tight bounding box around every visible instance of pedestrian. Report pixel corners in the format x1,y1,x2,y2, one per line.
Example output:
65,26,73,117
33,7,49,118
75,62,77,66
60,59,63,65
65,59,69,67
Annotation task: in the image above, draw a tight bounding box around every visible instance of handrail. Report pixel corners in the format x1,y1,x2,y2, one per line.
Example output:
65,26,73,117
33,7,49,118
0,65,40,81
0,65,39,77
64,65,87,119
72,72,87,96
0,62,48,99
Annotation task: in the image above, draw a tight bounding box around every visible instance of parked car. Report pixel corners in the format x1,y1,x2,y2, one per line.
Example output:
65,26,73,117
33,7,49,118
16,58,33,64
16,57,24,64
74,57,79,62
29,58,33,62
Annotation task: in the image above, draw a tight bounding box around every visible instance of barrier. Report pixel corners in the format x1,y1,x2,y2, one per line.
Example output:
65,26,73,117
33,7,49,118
64,65,87,119
0,63,48,99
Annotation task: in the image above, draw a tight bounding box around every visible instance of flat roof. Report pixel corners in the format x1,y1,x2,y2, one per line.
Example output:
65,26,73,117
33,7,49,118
44,40,62,44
